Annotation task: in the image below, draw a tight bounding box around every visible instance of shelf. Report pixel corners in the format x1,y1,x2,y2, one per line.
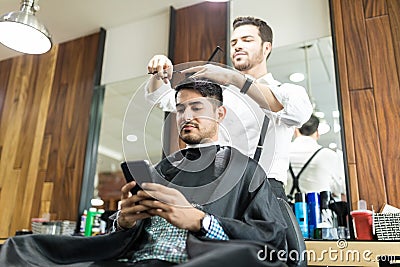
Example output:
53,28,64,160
305,240,400,266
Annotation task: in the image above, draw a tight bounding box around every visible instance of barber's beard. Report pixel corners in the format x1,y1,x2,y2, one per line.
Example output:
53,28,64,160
233,47,265,72
234,61,251,72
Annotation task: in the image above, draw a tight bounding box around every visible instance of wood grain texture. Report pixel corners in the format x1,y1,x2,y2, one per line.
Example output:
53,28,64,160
350,90,387,209
97,171,125,200
347,163,360,208
15,48,59,230
388,0,400,93
172,1,227,64
0,56,35,237
0,59,12,132
45,33,100,222
97,171,125,210
364,0,387,18
167,1,228,154
331,0,356,165
0,32,102,238
341,0,373,90
331,0,400,211
366,16,400,206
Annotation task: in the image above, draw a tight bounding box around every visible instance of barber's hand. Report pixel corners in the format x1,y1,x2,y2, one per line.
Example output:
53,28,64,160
147,55,173,84
182,64,244,88
117,181,153,229
138,183,205,232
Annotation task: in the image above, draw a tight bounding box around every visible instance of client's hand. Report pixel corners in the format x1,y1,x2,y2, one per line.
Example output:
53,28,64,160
118,181,153,229
138,183,205,232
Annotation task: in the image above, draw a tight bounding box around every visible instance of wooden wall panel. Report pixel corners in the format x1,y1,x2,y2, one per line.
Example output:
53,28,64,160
171,2,227,64
388,0,400,89
331,0,356,165
0,56,43,235
17,51,58,230
350,90,387,208
0,59,12,132
331,0,400,211
46,33,101,222
366,16,400,205
341,0,373,90
364,0,387,18
97,171,125,210
348,163,360,207
0,32,103,238
167,1,228,153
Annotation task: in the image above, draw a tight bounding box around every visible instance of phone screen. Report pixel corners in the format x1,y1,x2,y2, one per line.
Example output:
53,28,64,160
120,160,154,195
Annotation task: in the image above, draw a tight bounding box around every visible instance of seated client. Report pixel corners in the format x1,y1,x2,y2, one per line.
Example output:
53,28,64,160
0,80,288,267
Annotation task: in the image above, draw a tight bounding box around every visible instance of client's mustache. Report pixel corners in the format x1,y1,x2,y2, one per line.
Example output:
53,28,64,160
180,121,199,131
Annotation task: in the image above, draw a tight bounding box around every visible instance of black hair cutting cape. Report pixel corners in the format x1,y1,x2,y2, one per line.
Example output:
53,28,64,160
0,146,288,267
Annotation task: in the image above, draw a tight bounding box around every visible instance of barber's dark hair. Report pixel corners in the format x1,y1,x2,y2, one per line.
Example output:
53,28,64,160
299,114,319,136
233,16,273,45
174,80,223,108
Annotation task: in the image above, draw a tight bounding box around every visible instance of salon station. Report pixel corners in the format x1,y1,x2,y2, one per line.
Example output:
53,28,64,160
0,0,399,266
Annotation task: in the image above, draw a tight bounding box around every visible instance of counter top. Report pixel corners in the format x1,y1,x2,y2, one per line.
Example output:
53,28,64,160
305,240,400,266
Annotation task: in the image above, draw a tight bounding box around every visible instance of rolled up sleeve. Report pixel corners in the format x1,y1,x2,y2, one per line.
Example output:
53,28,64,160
266,83,313,127
144,80,176,112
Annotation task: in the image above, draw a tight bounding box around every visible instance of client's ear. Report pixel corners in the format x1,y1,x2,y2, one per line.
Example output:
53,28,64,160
216,106,226,122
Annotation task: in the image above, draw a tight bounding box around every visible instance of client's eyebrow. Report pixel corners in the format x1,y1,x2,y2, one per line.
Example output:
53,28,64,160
176,100,205,109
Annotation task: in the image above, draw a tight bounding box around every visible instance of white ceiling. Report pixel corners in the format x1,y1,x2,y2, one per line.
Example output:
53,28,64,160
0,0,340,173
0,0,206,61
0,0,330,61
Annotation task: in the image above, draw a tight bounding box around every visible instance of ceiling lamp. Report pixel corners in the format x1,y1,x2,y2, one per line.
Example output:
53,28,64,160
126,134,138,142
318,121,331,135
314,111,325,119
0,0,52,54
289,72,305,83
328,143,337,150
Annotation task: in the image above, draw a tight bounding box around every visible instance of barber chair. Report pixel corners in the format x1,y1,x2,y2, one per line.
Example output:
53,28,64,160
277,198,307,267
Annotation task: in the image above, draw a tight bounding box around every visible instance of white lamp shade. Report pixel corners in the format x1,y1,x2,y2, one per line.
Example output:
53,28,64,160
289,72,305,82
0,10,52,54
318,122,331,135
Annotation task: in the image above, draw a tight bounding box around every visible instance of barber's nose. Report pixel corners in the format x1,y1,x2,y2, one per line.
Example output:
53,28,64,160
234,42,243,51
183,110,193,121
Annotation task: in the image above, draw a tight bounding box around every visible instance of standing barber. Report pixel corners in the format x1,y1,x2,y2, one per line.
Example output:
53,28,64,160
146,16,312,200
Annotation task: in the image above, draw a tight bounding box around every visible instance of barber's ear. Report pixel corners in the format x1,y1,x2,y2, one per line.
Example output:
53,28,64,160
294,128,301,137
216,106,226,122
264,42,272,57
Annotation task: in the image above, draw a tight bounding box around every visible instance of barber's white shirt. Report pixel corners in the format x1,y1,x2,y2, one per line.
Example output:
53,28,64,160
286,136,345,196
145,73,312,184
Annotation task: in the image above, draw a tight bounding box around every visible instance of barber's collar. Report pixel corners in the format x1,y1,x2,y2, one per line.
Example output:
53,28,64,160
255,73,281,86
185,142,219,149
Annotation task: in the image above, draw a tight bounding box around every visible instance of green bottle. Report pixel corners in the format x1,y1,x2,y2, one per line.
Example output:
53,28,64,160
84,207,97,236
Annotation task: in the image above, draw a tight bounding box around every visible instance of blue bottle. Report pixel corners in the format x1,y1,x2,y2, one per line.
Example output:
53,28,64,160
307,192,321,239
294,192,309,238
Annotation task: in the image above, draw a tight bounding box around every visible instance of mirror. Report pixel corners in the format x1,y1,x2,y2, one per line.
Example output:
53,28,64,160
94,36,347,209
94,76,165,209
92,0,347,210
267,36,346,201
269,36,341,150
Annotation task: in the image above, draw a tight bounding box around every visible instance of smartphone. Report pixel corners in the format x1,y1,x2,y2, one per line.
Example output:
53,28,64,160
120,160,154,196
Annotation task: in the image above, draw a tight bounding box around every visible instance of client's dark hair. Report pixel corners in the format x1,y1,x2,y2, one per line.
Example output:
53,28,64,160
174,80,223,108
299,114,319,136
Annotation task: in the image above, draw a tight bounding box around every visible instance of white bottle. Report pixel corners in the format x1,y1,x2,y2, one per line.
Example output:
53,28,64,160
79,209,87,235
